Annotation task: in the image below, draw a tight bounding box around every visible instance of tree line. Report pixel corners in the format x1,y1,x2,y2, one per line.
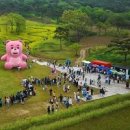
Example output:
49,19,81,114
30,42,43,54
0,13,26,34
0,0,130,19
55,9,130,44
2,3,130,37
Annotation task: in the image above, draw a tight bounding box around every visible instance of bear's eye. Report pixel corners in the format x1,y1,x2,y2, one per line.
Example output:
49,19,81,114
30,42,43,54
11,47,13,49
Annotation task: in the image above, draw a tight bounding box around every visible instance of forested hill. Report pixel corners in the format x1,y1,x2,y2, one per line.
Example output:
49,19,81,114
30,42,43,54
80,0,130,12
0,0,130,18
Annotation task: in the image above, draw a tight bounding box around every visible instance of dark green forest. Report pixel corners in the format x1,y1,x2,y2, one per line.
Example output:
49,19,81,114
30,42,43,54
0,0,130,19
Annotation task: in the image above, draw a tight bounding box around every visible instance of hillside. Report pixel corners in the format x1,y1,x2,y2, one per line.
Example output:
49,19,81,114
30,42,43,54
79,0,130,12
0,0,130,19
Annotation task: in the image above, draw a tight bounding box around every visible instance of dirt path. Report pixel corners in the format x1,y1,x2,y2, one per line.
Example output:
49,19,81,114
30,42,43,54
75,47,90,65
74,36,112,65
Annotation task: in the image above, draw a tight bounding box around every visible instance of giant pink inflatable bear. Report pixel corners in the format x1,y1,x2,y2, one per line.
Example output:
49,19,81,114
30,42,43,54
1,40,28,69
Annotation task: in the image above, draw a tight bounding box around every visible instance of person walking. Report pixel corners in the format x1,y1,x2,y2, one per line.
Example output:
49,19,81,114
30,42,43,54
59,94,63,103
51,104,55,113
126,81,129,88
108,77,111,85
91,88,94,95
98,80,101,87
49,88,53,96
6,97,10,108
100,88,105,97
69,97,73,106
47,105,51,114
0,98,2,108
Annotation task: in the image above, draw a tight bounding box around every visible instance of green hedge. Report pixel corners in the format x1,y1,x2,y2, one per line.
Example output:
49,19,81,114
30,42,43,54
1,94,130,130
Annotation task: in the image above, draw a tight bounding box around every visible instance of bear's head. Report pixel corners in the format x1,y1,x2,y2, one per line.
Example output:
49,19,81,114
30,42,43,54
6,40,23,57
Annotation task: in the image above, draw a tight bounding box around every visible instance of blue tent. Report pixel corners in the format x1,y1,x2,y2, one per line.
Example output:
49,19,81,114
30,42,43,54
107,69,112,75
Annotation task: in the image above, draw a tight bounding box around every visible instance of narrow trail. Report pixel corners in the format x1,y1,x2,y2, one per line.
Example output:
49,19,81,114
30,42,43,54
75,47,90,65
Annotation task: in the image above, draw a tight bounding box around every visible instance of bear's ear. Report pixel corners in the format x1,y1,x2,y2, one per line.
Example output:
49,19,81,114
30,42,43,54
4,40,11,45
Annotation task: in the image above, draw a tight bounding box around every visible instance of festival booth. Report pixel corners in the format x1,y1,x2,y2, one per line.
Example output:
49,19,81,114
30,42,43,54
112,65,129,74
91,60,112,74
112,65,130,79
91,60,112,68
117,71,125,76
110,69,118,74
82,60,91,66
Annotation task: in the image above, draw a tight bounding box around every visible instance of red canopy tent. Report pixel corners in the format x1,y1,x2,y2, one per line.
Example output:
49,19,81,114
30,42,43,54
91,60,112,68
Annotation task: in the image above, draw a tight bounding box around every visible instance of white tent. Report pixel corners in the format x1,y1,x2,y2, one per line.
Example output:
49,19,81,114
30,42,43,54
82,60,91,65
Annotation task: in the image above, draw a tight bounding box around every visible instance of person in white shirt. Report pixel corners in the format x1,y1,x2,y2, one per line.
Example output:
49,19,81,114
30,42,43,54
69,97,73,106
74,92,77,101
6,97,10,108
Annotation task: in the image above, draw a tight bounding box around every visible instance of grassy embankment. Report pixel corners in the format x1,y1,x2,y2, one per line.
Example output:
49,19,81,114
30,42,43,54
63,106,130,130
0,94,130,130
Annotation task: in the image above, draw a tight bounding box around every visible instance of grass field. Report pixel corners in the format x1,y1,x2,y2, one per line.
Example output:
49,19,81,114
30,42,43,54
63,106,130,130
0,62,51,124
0,61,99,126
31,39,77,63
0,61,51,97
5,94,129,130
